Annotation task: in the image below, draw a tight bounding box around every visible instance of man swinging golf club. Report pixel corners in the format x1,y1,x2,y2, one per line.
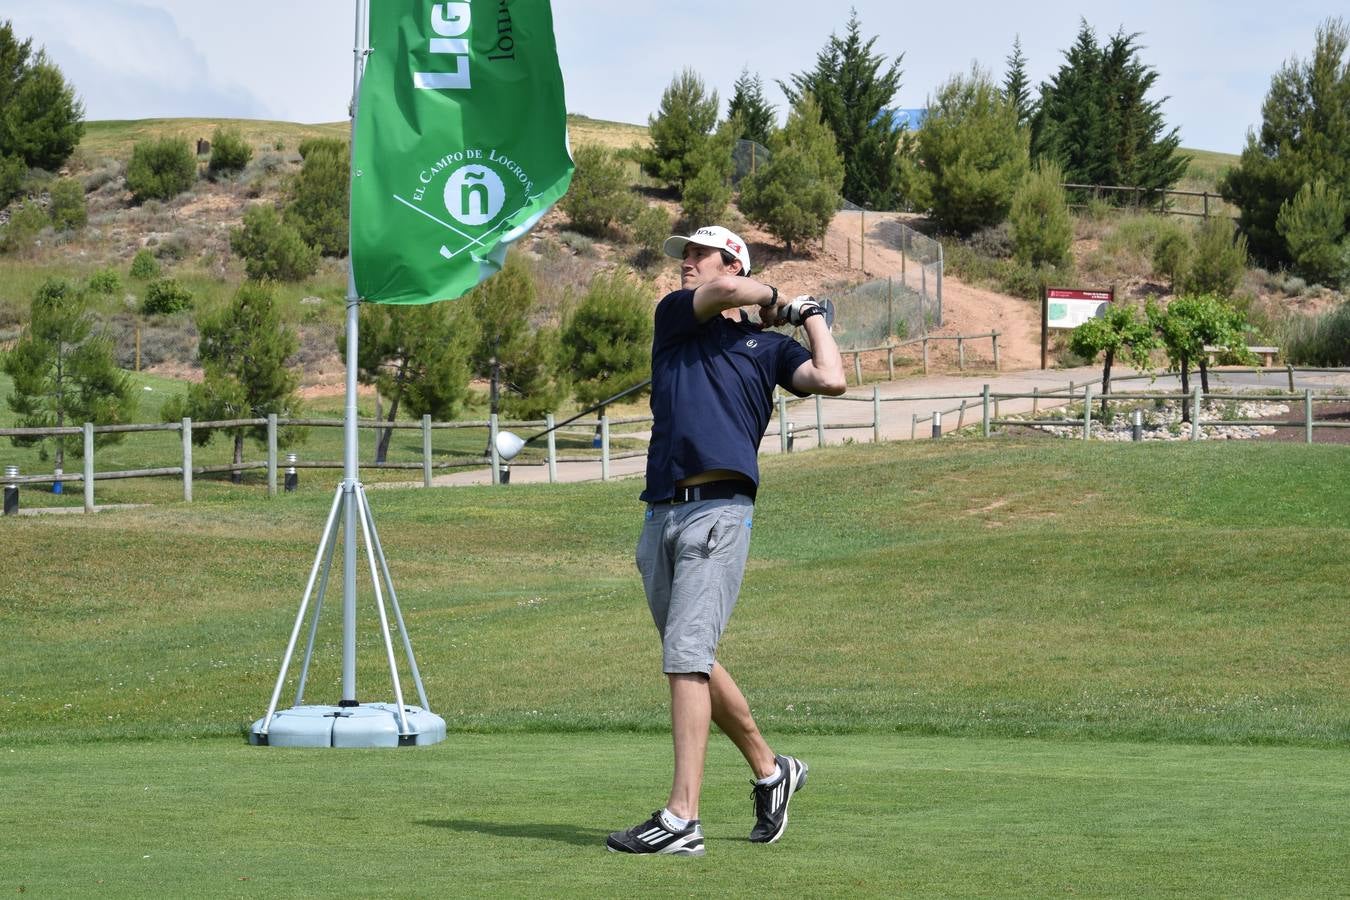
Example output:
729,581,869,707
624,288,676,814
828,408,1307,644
606,226,846,856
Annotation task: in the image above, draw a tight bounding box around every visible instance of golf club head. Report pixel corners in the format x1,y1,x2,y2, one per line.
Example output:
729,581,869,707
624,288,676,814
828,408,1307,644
818,297,836,329
495,430,525,461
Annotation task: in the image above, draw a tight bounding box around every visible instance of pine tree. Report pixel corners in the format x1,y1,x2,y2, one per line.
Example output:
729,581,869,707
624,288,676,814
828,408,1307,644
916,66,1029,235
639,69,719,193
345,301,477,462
780,9,904,208
0,22,85,203
739,94,845,255
726,68,776,145
467,252,538,421
168,283,301,476
1221,18,1350,267
1031,21,1188,198
1003,36,1034,128
559,271,653,408
680,117,738,229
560,143,639,236
3,278,136,471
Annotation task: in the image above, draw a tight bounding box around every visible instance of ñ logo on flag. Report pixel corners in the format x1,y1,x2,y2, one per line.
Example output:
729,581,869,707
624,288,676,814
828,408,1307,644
391,147,541,261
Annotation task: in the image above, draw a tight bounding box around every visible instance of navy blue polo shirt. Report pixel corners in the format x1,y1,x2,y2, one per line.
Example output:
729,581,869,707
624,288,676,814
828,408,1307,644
641,289,814,503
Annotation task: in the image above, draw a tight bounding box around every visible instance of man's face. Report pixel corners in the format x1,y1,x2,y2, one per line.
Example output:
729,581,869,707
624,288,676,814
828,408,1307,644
680,242,740,289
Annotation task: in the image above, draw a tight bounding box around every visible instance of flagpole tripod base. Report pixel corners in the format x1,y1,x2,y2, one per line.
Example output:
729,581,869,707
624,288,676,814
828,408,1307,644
249,703,446,748
250,482,445,749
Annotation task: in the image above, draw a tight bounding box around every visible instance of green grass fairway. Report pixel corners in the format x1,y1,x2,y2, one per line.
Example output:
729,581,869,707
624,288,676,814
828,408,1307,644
3,735,1346,897
2,440,1347,895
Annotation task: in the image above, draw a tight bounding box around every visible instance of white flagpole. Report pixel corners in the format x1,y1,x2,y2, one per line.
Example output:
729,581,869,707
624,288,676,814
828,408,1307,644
340,0,370,704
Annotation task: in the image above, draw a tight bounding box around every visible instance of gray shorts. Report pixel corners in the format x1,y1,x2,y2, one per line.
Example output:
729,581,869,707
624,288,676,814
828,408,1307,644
635,496,755,675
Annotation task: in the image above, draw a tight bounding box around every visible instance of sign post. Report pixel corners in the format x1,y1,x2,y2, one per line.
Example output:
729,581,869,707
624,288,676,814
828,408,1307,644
1040,286,1114,369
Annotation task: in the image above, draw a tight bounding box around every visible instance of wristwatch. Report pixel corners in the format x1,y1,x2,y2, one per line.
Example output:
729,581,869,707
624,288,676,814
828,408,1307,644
760,285,778,307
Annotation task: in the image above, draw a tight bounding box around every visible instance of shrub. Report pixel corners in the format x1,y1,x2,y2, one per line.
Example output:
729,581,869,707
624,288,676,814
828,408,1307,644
1009,161,1073,268
560,143,639,236
47,177,87,230
125,137,197,202
965,223,1014,258
739,94,843,255
1276,178,1349,288
1279,300,1350,366
154,232,190,261
1151,226,1193,292
129,248,160,280
230,204,319,281
207,126,253,180
141,277,194,315
1186,217,1248,297
631,204,671,267
86,268,121,295
0,198,48,254
286,138,348,256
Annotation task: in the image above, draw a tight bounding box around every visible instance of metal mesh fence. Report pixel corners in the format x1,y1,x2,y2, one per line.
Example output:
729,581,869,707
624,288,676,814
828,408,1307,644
731,139,770,186
822,203,944,350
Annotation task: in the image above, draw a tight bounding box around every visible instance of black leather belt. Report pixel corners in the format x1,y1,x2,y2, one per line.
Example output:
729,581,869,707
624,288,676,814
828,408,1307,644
653,479,755,505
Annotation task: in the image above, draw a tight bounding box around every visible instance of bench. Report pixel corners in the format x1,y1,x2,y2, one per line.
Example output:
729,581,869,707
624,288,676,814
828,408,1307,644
1204,345,1279,367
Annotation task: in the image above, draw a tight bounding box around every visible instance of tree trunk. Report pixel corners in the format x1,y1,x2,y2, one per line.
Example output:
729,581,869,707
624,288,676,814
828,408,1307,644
375,361,407,464
1199,357,1211,395
1100,350,1114,417
1179,356,1191,423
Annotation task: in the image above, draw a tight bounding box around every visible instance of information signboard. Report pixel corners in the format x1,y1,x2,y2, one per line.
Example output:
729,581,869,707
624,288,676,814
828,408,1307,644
1040,286,1114,369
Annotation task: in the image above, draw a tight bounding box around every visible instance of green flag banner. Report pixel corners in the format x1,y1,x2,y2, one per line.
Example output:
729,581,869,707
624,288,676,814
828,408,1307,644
351,0,573,304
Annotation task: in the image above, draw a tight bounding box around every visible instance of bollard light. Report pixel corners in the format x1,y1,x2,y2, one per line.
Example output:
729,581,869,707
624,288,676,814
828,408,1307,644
52,465,63,495
500,462,511,485
3,465,18,516
1132,409,1143,442
284,453,298,492
786,422,795,452
931,411,943,440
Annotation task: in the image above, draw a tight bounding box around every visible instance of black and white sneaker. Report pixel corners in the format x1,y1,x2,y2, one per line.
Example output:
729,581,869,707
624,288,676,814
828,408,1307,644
606,810,706,856
749,754,809,843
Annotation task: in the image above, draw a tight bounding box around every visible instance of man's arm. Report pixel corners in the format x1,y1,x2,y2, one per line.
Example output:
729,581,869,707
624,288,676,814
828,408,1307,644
790,315,847,396
691,275,776,322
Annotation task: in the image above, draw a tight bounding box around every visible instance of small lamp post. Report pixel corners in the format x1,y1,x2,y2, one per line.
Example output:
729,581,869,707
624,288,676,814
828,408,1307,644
285,453,299,492
3,465,18,516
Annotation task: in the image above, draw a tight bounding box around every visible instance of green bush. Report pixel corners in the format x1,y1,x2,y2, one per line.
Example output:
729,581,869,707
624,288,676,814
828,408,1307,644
286,138,348,256
47,177,87,230
1151,226,1193,292
125,138,197,202
86,268,121,295
1009,161,1073,268
0,198,48,254
129,248,160,280
631,204,671,267
1186,217,1248,297
141,277,194,315
560,143,639,236
230,204,319,281
0,153,25,207
207,126,253,180
1276,178,1349,288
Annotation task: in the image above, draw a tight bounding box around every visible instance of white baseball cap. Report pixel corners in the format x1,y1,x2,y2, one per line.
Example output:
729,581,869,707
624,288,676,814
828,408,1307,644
662,225,751,276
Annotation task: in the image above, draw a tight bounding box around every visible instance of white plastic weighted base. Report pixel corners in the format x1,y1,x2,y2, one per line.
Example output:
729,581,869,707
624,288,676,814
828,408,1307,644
250,703,446,748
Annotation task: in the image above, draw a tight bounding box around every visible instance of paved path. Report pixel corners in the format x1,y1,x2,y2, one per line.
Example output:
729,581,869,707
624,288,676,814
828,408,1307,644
391,365,1349,490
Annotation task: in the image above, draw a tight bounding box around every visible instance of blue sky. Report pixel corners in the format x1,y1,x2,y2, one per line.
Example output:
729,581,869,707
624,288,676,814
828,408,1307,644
7,0,1340,153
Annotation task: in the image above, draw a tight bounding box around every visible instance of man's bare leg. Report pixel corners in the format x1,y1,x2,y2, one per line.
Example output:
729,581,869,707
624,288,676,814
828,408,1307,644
709,663,778,780
665,672,712,821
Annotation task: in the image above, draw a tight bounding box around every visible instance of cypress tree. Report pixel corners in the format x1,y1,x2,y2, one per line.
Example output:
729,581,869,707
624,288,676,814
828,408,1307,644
1004,36,1034,128
780,9,904,208
1032,21,1187,198
726,68,777,145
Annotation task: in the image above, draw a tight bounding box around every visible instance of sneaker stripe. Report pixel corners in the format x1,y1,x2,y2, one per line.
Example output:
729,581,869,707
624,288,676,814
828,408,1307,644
638,827,670,843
